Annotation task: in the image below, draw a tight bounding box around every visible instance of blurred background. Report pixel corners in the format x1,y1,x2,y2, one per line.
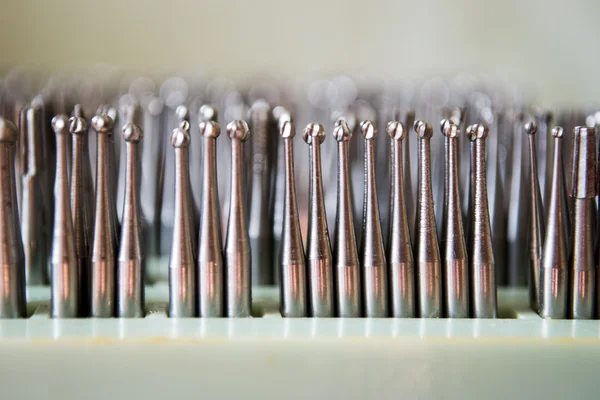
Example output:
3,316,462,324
1,0,598,107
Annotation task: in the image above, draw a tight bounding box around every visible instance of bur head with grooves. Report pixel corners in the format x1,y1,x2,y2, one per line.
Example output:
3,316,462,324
69,115,87,135
199,104,218,123
333,119,352,142
413,120,433,139
302,123,325,145
386,121,406,141
280,120,295,139
199,120,221,138
440,119,459,138
552,126,564,138
466,123,488,142
524,120,537,135
0,117,18,143
170,120,191,148
360,120,377,140
122,122,143,143
91,114,115,135
226,120,251,142
52,114,70,136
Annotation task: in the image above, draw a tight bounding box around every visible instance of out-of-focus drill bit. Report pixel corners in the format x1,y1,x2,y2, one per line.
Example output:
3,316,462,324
303,123,334,318
248,100,275,285
90,113,117,318
467,123,498,319
20,104,49,285
225,120,252,317
525,121,545,312
413,120,442,318
117,122,144,318
539,126,568,318
69,109,92,316
0,117,26,318
278,120,307,317
386,121,415,318
359,120,388,318
333,119,361,318
50,115,78,318
197,117,224,318
441,119,470,318
168,121,197,318
569,125,596,319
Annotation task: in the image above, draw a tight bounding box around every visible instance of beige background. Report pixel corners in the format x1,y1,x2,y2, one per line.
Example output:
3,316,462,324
0,0,597,106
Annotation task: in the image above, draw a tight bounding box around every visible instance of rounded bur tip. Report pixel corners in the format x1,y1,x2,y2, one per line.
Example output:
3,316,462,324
413,120,433,139
466,123,489,141
199,120,221,138
122,122,143,143
51,114,70,136
199,104,218,122
333,119,352,142
170,124,191,148
69,116,87,135
360,120,377,140
552,126,564,138
302,122,325,145
91,114,114,134
524,120,537,135
0,117,18,142
440,119,459,138
176,105,190,123
226,120,251,141
386,121,406,140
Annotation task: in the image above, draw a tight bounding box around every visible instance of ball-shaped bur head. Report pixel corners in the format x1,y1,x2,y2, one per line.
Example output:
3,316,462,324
122,122,143,143
170,125,191,148
552,126,564,138
302,123,326,145
227,120,251,142
413,120,433,139
440,119,459,138
524,120,537,135
199,104,218,122
175,105,190,123
199,120,221,138
272,106,290,122
466,123,489,141
51,114,70,136
280,121,295,139
0,117,18,143
360,120,377,140
333,119,352,142
386,121,406,140
91,114,115,134
69,116,87,135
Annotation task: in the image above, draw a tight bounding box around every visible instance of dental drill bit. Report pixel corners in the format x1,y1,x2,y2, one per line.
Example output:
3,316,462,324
50,115,78,318
569,126,596,319
168,121,197,318
0,118,26,318
197,118,224,317
394,110,416,243
441,119,470,318
386,121,415,318
467,123,498,319
413,120,442,318
359,120,388,318
248,100,275,285
20,104,49,285
90,113,117,318
539,126,568,318
333,119,361,317
279,120,307,317
525,121,545,312
69,110,91,316
225,120,252,317
117,122,144,318
303,123,334,317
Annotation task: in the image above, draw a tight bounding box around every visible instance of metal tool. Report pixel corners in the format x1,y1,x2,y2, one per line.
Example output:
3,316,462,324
197,116,224,318
525,121,545,312
0,117,26,318
386,121,415,318
539,126,568,319
278,120,307,317
392,110,416,244
441,119,470,318
90,113,117,318
413,120,442,318
224,120,252,317
359,120,388,318
467,123,497,319
569,125,596,319
303,122,334,318
50,114,79,318
168,120,197,318
117,122,144,318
